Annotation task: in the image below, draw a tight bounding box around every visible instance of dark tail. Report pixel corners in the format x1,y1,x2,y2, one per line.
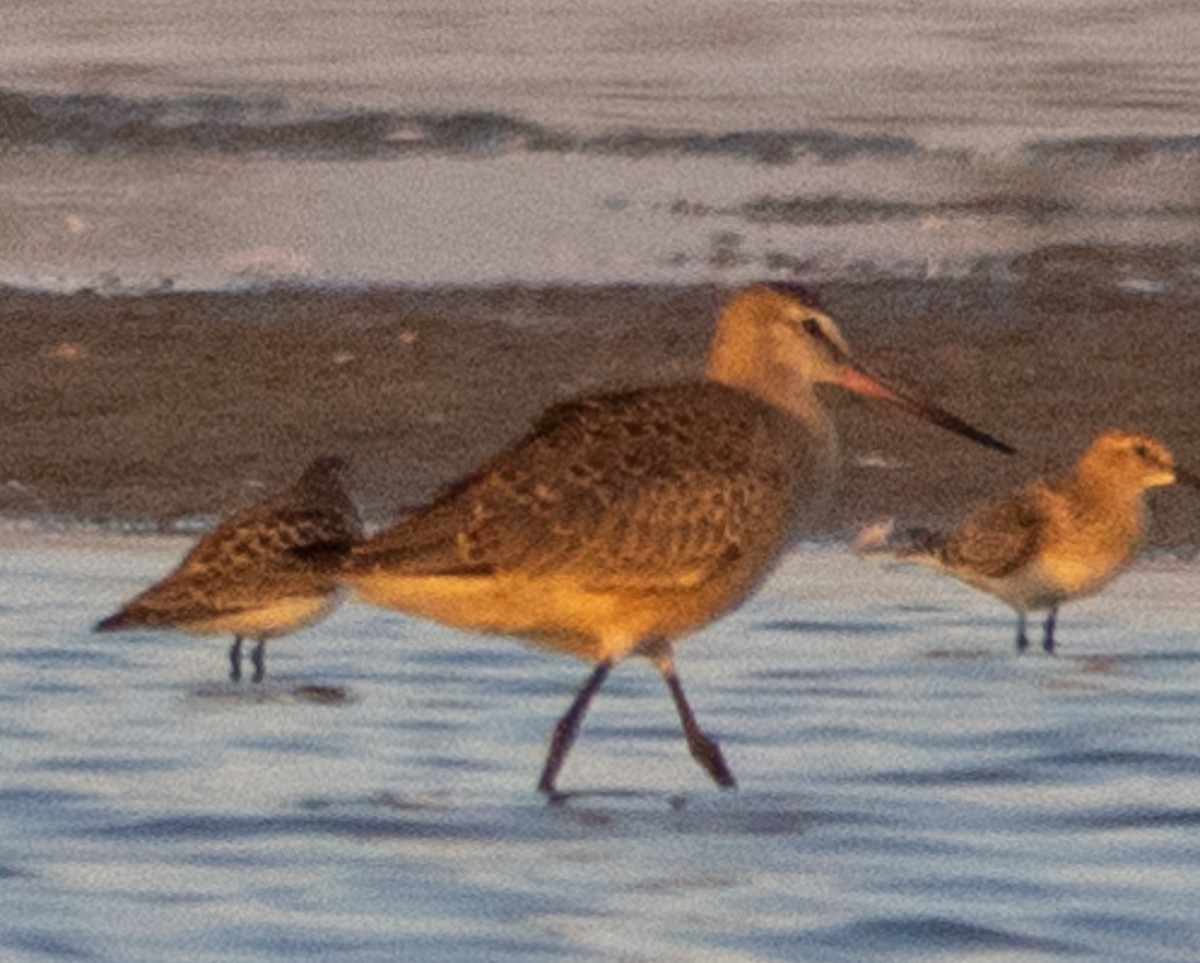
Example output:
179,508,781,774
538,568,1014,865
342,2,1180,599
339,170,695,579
891,525,948,560
853,519,947,562
93,608,143,633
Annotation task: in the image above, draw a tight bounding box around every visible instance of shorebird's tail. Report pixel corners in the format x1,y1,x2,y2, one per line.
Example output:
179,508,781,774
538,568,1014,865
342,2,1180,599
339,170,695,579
94,608,139,632
852,518,948,563
94,598,174,632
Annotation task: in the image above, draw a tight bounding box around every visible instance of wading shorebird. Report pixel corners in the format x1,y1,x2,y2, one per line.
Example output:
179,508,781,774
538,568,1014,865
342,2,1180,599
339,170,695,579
95,456,363,683
344,284,1013,797
856,430,1197,654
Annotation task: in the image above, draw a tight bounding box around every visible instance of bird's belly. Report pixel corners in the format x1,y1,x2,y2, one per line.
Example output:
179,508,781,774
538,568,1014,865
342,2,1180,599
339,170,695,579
182,592,342,639
964,547,1128,612
1036,545,1129,600
349,569,755,663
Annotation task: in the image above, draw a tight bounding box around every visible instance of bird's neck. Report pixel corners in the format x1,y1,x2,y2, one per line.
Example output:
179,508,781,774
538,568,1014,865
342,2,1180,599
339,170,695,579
707,347,829,436
1062,471,1148,549
1068,468,1146,508
707,358,840,536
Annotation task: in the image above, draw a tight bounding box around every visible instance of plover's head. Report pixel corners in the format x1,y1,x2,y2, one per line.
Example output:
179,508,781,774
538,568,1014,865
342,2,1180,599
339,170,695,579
1080,431,1196,491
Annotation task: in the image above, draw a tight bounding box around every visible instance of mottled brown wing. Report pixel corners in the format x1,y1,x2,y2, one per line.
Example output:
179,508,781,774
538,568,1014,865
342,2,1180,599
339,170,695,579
102,566,253,627
940,489,1046,579
184,458,362,572
97,458,363,629
195,496,360,583
122,495,357,620
351,383,808,592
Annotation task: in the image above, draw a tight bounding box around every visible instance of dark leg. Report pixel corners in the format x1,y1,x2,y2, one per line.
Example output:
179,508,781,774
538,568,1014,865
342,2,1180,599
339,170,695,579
1015,612,1030,654
250,638,267,684
1042,606,1059,655
229,636,244,682
538,661,612,799
650,643,736,789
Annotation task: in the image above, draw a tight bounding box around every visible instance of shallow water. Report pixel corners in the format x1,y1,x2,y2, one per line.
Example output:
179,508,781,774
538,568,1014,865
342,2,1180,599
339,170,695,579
3,529,1199,961
2,1,1200,289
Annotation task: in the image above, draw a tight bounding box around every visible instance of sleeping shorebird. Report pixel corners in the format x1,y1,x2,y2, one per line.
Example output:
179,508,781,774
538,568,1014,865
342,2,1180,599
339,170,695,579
343,283,1013,797
856,430,1197,654
95,456,363,683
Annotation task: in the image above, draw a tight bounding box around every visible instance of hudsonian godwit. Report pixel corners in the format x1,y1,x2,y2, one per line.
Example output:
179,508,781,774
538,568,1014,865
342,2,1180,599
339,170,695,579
344,284,1013,796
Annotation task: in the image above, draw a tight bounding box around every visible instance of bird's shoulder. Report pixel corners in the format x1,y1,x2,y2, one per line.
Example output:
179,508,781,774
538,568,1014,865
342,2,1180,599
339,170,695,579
942,484,1049,578
182,493,362,577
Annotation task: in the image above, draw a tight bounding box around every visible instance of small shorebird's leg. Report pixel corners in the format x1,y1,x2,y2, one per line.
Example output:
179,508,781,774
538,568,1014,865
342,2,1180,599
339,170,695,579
1015,612,1030,654
1042,606,1059,655
229,636,244,682
646,640,736,789
539,661,613,799
250,638,267,684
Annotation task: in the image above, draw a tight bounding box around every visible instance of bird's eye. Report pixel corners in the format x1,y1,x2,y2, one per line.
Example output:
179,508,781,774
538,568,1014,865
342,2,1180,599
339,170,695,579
802,317,822,338
1133,444,1149,459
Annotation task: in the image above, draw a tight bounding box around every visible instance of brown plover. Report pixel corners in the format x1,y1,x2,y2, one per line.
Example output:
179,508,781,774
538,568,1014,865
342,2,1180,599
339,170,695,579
857,430,1196,653
95,456,363,682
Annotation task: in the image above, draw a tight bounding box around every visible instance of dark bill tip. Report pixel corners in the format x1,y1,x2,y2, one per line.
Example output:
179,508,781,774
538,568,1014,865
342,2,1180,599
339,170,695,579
838,364,1016,455
911,403,1017,455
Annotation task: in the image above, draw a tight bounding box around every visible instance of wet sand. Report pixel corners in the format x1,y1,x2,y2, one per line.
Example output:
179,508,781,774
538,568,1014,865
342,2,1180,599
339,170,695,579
3,244,1200,545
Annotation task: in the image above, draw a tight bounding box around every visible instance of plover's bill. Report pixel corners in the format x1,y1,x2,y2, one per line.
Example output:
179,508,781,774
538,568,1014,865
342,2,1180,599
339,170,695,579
342,284,1013,797
95,456,363,682
856,430,1197,653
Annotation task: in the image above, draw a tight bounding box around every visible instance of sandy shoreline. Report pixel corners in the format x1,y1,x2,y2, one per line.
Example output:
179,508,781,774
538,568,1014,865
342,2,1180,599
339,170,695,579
3,246,1200,545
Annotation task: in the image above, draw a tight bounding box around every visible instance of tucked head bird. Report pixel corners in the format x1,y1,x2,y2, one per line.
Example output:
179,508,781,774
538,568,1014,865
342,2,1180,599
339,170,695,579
856,430,1197,653
343,283,1012,797
95,456,363,683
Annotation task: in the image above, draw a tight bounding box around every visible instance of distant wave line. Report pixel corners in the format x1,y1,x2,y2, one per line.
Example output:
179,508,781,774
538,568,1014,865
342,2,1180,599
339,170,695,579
5,87,1199,168
0,86,930,164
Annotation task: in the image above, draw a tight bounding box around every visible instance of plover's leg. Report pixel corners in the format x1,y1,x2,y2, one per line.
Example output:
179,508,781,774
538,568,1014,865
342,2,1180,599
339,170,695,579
229,636,244,682
1015,612,1030,654
1042,606,1059,655
251,638,267,684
